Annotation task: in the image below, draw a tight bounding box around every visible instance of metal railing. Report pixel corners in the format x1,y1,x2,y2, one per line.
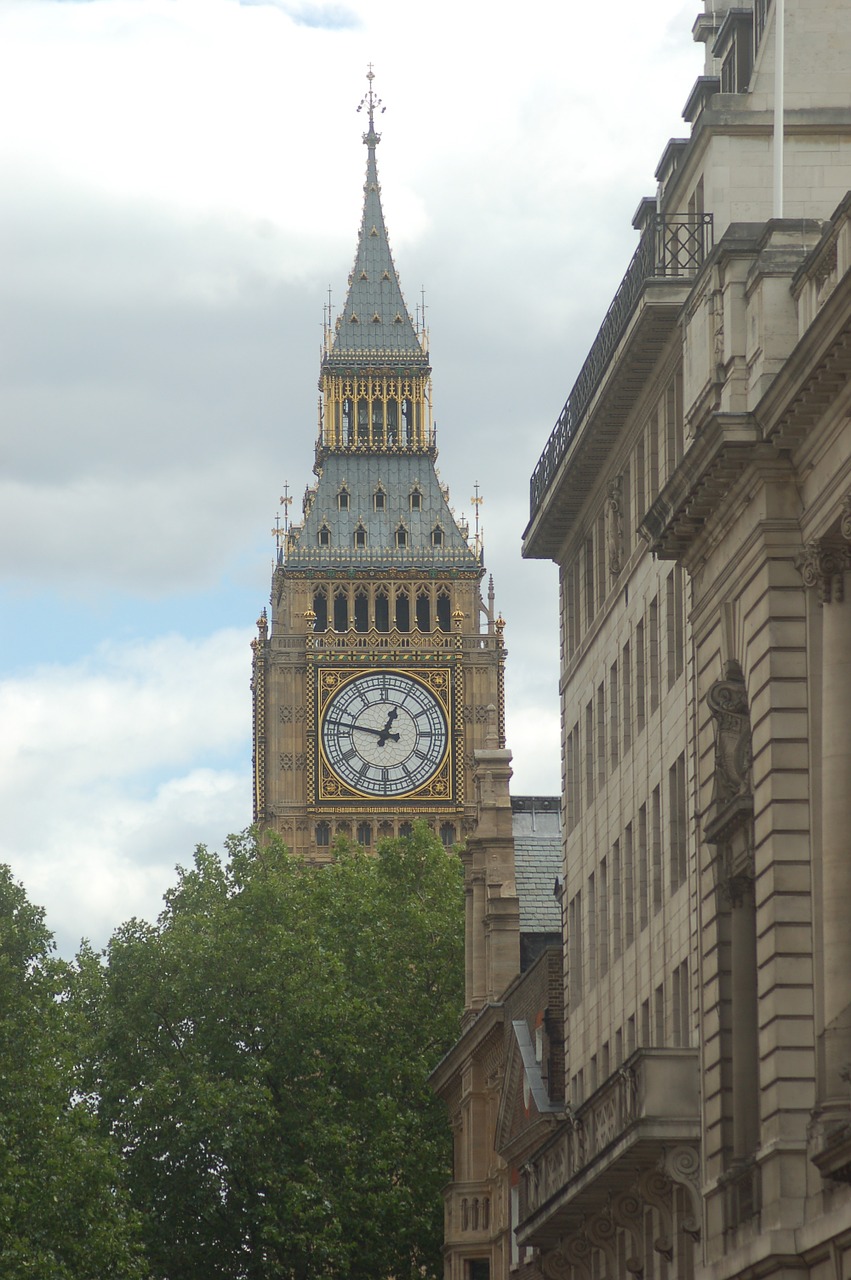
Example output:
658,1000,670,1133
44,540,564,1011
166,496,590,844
528,214,713,523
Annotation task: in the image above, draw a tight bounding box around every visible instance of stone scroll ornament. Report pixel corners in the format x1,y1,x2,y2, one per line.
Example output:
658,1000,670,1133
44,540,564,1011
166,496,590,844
705,660,752,810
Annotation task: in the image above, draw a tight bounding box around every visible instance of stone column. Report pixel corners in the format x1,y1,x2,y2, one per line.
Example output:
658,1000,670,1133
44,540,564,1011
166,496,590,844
799,534,851,1100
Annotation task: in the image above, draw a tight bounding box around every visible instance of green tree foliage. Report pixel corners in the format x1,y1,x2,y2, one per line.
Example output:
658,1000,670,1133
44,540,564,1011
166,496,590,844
0,865,148,1280
81,824,464,1280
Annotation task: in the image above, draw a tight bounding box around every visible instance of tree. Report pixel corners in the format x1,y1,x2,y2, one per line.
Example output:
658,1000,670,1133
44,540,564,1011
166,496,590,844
81,824,464,1280
0,865,148,1280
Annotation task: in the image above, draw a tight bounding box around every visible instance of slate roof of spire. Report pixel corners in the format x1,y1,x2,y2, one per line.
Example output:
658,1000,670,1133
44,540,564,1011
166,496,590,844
325,93,427,367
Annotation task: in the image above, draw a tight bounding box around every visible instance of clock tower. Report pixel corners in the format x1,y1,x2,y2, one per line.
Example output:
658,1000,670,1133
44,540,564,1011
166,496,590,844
251,73,506,859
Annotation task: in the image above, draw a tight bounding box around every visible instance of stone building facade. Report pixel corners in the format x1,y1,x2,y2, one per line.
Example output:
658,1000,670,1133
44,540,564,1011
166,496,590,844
518,1,851,1279
250,74,505,859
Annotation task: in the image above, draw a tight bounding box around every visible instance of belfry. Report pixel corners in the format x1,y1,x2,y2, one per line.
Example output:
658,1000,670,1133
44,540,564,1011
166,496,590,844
251,71,505,858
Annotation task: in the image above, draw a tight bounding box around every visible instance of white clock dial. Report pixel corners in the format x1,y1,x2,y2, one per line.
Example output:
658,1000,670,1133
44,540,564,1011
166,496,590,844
320,671,448,797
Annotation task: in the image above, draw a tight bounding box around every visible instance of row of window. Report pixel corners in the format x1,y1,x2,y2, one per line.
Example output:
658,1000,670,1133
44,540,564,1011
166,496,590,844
569,959,690,1107
315,820,457,848
563,373,684,655
336,484,424,513
567,756,688,1000
317,521,445,550
565,573,685,829
311,583,453,634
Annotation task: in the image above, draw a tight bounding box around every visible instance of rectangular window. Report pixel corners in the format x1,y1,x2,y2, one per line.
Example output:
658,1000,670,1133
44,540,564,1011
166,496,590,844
641,998,651,1047
638,804,648,931
587,872,597,987
584,535,595,624
627,1014,636,1056
649,596,660,713
596,512,607,609
648,408,659,498
612,838,622,961
652,785,662,914
610,662,619,770
599,858,609,978
666,571,676,690
622,641,632,752
615,1027,624,1066
566,722,580,831
601,1041,610,1081
590,1054,598,1094
568,892,583,1002
585,700,595,806
655,983,665,1047
597,682,606,791
622,461,631,559
635,436,646,520
624,823,635,948
672,960,690,1047
564,563,578,659
636,621,646,733
669,752,688,891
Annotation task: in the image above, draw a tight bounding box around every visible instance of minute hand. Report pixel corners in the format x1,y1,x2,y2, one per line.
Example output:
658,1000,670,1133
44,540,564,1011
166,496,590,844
328,717,400,742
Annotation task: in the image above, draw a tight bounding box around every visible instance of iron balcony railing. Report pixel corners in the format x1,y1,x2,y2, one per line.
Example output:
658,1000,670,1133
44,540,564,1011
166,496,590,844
528,213,713,523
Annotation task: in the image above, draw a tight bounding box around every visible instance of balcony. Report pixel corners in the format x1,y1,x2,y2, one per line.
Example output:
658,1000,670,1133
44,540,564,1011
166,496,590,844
524,215,712,559
517,1048,700,1248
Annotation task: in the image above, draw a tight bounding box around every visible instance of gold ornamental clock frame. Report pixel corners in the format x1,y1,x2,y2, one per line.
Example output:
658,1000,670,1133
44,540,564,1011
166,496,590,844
306,647,464,814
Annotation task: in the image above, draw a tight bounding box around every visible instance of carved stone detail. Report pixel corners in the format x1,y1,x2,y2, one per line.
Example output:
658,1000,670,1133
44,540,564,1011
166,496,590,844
706,660,752,808
607,475,624,578
585,1211,620,1279
796,538,850,603
610,1190,645,1276
841,494,851,544
637,1168,674,1260
662,1144,702,1242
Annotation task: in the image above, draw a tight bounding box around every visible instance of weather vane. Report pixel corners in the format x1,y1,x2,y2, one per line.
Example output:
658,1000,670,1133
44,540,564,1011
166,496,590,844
471,482,484,557
280,483,292,533
357,64,385,142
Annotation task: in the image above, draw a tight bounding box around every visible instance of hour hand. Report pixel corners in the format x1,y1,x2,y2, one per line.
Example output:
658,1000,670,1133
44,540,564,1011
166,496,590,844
377,706,399,747
328,717,400,741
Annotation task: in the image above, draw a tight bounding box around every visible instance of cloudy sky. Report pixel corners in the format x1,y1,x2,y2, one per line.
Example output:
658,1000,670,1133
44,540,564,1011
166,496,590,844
0,0,702,955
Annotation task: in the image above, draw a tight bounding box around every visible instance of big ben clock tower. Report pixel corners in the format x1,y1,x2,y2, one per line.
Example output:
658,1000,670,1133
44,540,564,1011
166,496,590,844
251,72,506,858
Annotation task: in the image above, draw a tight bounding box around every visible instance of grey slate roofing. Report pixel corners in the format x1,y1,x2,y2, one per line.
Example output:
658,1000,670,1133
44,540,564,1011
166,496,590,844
286,453,481,573
512,797,563,934
325,111,426,367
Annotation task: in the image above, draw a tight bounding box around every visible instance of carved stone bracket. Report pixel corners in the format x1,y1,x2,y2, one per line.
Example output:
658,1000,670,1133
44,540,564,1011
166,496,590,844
661,1144,702,1242
796,538,850,604
636,1169,674,1260
542,1230,592,1280
584,1212,619,1278
609,1190,645,1276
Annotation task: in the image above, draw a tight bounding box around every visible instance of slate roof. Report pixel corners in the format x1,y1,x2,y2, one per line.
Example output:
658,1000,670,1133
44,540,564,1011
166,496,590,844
512,797,563,934
325,109,426,368
286,453,481,574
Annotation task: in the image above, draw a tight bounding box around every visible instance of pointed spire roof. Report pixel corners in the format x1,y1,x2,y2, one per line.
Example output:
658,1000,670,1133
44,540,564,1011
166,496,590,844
325,69,428,369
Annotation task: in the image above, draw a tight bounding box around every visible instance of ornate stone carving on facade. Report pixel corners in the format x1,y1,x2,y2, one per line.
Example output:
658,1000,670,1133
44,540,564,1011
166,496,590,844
841,493,851,544
706,660,752,810
796,538,850,604
609,1190,645,1275
585,1212,620,1279
542,1231,592,1280
637,1168,675,1260
661,1144,702,1242
607,476,624,578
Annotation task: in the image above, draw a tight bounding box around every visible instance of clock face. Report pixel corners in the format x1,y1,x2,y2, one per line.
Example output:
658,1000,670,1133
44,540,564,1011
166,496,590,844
320,671,449,797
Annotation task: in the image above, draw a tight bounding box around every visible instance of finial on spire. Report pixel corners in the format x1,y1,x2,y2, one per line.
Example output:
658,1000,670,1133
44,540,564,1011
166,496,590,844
356,63,385,148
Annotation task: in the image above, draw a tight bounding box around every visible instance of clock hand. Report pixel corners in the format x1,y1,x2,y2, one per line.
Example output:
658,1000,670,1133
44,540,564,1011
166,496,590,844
377,705,399,747
327,717,400,741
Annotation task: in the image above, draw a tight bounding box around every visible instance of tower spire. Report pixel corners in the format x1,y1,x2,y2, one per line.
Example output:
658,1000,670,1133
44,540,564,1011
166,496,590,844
357,63,384,150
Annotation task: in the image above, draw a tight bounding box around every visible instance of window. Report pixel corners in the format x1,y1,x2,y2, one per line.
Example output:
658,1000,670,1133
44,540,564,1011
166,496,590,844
439,822,456,848
612,839,622,961
318,524,331,547
356,822,372,847
375,588,389,632
566,722,581,831
596,512,607,607
312,588,328,631
649,596,660,713
636,621,646,732
655,983,665,1046
333,589,348,633
622,641,632,752
672,960,690,1047
354,525,367,549
599,858,609,977
416,589,431,632
568,891,583,1003
436,588,451,633
337,487,350,511
399,821,413,838
666,568,685,687
624,823,634,949
354,588,368,633
652,785,662,914
610,662,619,769
584,535,595,622
669,753,687,891
315,821,330,847
431,524,444,546
409,488,422,511
395,525,408,549
638,803,648,931
585,700,595,806
373,488,386,511
587,872,597,987
597,683,606,792
395,589,410,632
